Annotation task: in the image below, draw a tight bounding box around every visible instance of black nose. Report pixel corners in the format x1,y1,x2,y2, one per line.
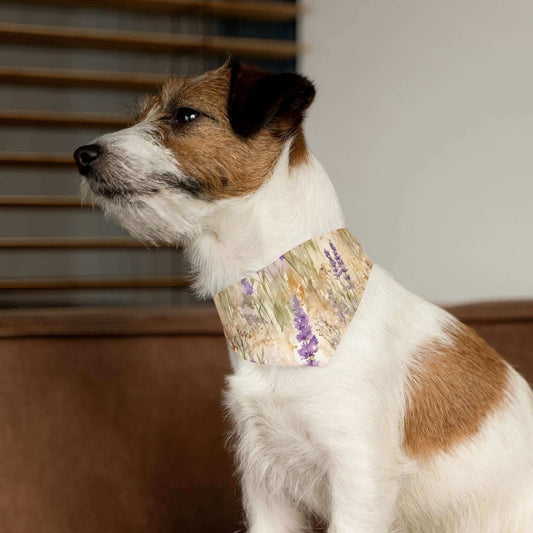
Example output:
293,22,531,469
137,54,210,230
73,144,101,175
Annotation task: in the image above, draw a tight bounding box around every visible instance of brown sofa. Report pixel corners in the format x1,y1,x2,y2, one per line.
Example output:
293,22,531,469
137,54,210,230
0,302,531,533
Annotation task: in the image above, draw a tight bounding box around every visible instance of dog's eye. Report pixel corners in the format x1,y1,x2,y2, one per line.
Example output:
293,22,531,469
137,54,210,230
174,107,201,124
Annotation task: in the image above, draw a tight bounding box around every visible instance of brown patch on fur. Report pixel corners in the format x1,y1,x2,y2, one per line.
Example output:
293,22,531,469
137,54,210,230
162,68,284,199
134,63,312,199
134,67,276,199
134,92,162,123
403,322,509,459
289,128,309,167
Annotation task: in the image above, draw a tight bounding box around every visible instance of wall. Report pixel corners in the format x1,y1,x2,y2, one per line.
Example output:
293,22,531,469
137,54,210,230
301,0,533,304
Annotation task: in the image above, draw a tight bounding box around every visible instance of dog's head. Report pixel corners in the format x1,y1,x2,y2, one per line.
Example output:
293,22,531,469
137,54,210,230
74,60,315,244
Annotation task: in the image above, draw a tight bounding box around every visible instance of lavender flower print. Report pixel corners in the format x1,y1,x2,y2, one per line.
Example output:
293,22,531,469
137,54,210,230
242,278,254,296
292,295,319,365
213,227,372,366
327,241,355,290
324,248,341,279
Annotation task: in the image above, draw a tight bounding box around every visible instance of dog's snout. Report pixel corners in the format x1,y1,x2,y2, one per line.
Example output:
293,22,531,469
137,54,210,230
74,144,101,175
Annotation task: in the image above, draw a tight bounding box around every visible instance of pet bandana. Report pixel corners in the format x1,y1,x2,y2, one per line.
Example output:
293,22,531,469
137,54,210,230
214,228,372,367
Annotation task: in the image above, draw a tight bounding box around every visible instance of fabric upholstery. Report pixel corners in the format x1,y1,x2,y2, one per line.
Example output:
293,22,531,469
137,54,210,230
0,303,530,532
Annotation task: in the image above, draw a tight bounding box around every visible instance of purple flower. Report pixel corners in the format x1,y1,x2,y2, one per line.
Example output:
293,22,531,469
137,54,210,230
279,254,286,261
292,295,319,366
326,241,355,289
242,278,254,296
329,241,347,274
324,249,341,279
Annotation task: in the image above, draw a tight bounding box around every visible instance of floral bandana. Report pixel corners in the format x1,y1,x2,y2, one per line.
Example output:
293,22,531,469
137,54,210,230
213,228,372,367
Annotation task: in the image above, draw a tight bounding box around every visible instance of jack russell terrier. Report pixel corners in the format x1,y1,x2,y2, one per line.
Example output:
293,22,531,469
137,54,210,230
74,60,533,532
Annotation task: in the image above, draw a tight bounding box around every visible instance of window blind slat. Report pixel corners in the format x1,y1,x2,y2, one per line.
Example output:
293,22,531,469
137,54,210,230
0,237,151,249
0,152,74,167
0,196,82,208
0,67,165,91
11,0,298,22
0,275,189,290
0,23,298,60
0,110,130,129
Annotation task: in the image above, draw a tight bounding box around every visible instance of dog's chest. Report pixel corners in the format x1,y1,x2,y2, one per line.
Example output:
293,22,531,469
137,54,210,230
226,366,330,512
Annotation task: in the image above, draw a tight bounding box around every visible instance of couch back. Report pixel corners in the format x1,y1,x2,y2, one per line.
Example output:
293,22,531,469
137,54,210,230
0,303,530,532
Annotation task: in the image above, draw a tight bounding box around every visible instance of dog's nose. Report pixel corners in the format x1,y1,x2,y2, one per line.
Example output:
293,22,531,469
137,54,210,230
73,144,101,175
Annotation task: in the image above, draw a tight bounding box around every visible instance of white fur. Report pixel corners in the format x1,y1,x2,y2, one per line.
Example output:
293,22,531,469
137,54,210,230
83,129,533,532
96,120,180,186
188,146,532,532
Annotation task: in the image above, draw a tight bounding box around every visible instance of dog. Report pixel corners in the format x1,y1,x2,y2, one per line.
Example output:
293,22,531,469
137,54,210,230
74,60,533,532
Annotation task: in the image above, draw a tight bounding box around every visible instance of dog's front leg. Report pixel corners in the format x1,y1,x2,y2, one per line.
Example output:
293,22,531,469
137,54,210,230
242,472,308,533
326,446,399,533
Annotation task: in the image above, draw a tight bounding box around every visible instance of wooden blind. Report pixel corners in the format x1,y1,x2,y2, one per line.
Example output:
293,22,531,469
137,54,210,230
0,0,298,307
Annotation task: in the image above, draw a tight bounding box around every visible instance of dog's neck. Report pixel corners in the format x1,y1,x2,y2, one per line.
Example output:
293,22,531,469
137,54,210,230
186,142,346,298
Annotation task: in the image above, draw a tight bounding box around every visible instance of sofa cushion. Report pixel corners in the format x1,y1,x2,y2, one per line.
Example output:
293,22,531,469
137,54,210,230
0,303,530,532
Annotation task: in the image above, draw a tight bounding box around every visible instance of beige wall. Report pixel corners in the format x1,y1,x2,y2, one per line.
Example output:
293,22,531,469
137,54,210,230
301,0,533,304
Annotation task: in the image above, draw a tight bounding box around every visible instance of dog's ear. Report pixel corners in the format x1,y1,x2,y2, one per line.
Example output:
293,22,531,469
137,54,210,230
227,60,315,138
